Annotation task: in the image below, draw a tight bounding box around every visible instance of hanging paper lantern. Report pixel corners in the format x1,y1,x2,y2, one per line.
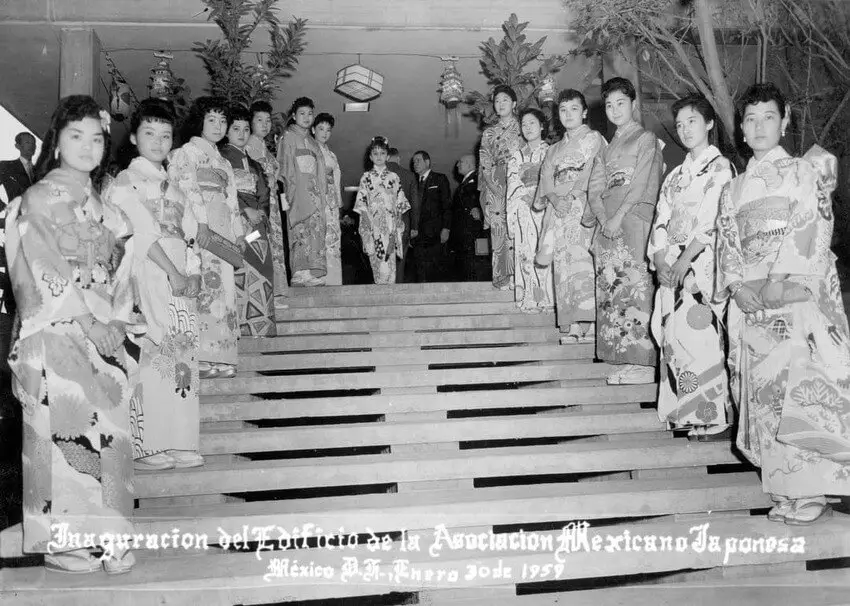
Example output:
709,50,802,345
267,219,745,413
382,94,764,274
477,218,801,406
149,51,176,100
538,73,556,105
334,62,384,102
439,60,464,107
109,77,133,122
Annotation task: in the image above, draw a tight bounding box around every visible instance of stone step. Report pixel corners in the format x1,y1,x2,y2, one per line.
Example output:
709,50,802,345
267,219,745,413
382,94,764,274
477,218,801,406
134,438,739,498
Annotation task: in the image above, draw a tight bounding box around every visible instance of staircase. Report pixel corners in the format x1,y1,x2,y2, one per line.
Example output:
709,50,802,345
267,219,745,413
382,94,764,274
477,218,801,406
2,282,850,605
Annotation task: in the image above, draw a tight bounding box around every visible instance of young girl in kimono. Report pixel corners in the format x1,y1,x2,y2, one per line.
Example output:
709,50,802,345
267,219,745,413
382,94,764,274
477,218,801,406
506,108,553,312
354,136,410,284
6,95,137,573
716,82,850,524
647,95,734,441
535,89,606,342
169,97,245,379
221,105,276,337
479,84,522,290
245,100,289,306
312,112,344,285
587,77,664,385
107,99,205,471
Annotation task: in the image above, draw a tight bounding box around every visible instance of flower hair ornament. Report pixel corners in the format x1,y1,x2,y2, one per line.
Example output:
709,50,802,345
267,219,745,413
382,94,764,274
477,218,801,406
99,109,112,134
371,135,389,147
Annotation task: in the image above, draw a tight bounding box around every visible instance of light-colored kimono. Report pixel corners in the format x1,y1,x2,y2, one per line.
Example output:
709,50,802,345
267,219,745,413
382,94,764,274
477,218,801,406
107,156,201,457
168,137,243,366
716,145,850,498
536,125,606,329
647,145,733,427
506,141,553,311
588,121,663,366
277,124,328,282
479,117,522,289
354,167,410,284
318,141,343,285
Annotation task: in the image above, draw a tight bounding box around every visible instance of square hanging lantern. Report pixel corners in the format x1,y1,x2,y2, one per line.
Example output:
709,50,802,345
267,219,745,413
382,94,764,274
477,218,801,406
335,63,384,102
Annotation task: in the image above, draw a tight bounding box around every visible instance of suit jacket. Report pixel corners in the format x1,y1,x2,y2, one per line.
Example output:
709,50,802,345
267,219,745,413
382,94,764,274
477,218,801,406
0,158,32,204
449,172,483,252
415,170,452,245
387,161,418,235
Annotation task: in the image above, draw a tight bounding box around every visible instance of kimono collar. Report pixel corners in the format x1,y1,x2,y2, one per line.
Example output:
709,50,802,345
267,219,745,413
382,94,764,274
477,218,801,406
564,124,591,142
372,166,390,177
190,136,221,157
128,156,167,180
45,167,93,202
287,124,311,140
614,120,640,139
682,144,722,175
245,134,269,158
225,143,247,160
746,145,789,172
497,116,519,131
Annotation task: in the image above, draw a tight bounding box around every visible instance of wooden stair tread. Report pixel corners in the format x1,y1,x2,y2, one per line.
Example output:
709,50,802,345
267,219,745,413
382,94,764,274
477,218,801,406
276,301,522,320
200,384,657,421
275,313,555,335
201,362,611,395
198,409,664,453
134,439,741,497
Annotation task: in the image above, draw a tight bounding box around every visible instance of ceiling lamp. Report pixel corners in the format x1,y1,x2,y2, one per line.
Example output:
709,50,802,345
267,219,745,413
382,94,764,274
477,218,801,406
439,58,464,107
334,57,383,102
538,73,556,105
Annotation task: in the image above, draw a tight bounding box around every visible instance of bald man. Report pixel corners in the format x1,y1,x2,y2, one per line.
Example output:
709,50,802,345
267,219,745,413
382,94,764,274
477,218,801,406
448,154,487,281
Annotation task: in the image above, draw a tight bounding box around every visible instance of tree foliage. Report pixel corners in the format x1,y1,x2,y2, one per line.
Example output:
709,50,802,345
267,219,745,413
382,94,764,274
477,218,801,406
465,13,569,129
193,0,308,107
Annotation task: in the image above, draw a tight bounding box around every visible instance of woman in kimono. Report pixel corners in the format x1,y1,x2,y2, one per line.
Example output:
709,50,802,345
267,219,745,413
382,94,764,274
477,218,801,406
277,97,328,286
7,95,136,573
647,95,734,440
535,89,606,341
479,84,522,290
169,97,245,379
587,77,664,385
312,112,343,285
354,136,410,284
716,82,850,525
221,106,276,337
107,99,204,471
506,108,553,312
245,100,289,306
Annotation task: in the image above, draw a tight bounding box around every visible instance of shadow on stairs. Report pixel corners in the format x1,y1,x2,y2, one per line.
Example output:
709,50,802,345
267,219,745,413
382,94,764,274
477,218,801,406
2,282,850,605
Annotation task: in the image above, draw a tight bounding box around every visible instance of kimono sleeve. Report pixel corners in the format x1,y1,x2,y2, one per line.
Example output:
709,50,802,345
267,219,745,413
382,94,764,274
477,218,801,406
394,175,410,216
505,150,523,238
646,169,674,270
223,162,245,240
536,146,556,205
714,182,744,301
106,174,161,266
618,132,661,220
168,148,208,225
330,151,343,209
693,158,733,247
478,129,494,194
277,132,299,201
769,159,826,279
586,146,608,225
353,173,369,216
7,190,91,337
353,174,373,255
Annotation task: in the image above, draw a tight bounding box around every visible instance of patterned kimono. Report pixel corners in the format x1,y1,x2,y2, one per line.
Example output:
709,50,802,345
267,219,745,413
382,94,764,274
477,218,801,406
245,134,289,297
536,125,606,329
647,146,733,426
221,145,276,337
107,157,201,457
479,117,522,289
318,142,343,285
277,124,328,282
716,146,850,498
588,121,663,366
506,141,553,311
354,167,410,284
6,169,136,552
168,137,242,366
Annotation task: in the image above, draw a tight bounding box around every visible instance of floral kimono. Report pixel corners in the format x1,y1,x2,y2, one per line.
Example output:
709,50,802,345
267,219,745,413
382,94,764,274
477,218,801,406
536,125,606,329
318,141,343,285
647,145,733,427
6,169,136,552
221,144,276,337
168,137,243,366
716,146,850,497
246,134,288,298
588,121,663,366
107,156,201,458
277,124,328,284
479,117,522,289
506,141,553,311
354,167,410,284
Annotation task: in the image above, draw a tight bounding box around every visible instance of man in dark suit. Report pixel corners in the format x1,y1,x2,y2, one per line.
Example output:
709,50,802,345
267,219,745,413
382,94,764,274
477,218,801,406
448,154,488,282
0,132,36,207
411,150,452,283
387,147,419,283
